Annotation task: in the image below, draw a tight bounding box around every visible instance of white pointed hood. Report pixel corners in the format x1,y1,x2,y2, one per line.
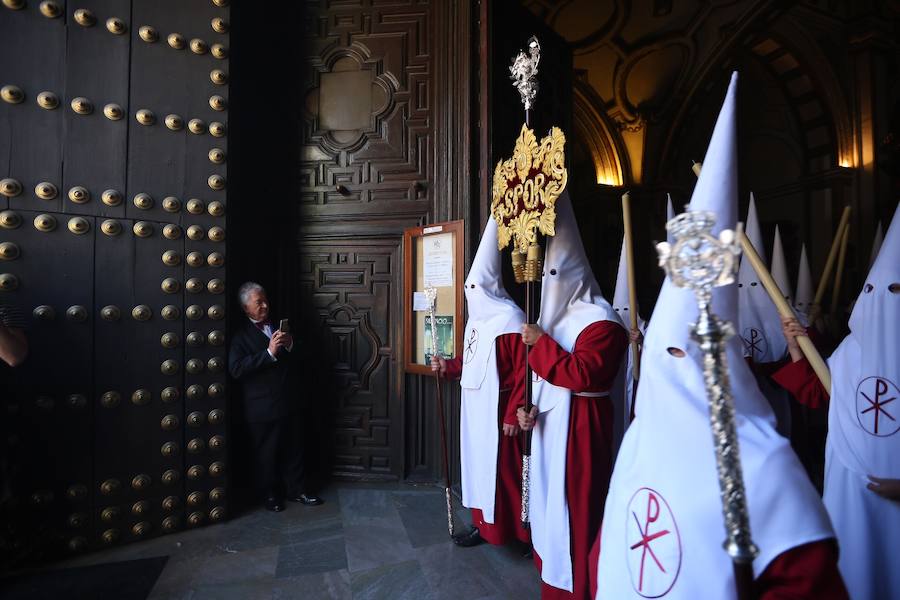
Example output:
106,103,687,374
460,217,525,390
596,72,833,600
794,243,813,315
771,225,793,303
533,190,622,413
869,220,884,270
827,201,900,469
738,193,787,362
612,237,640,323
612,232,646,453
666,194,676,245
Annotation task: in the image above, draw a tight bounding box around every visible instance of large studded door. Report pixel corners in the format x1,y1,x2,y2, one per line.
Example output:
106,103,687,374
0,0,229,561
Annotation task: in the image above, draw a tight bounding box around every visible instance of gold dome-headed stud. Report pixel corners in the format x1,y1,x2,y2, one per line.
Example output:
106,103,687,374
36,91,59,109
138,26,158,43
167,32,185,49
73,8,96,27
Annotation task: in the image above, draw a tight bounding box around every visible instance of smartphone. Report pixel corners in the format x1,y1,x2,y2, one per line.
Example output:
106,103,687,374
279,318,289,333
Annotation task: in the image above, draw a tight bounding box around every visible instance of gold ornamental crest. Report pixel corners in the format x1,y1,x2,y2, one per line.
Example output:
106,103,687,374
491,124,567,255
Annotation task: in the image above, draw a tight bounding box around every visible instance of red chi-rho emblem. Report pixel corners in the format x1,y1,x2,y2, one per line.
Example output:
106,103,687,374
741,327,768,361
626,487,682,598
856,376,900,437
463,329,478,364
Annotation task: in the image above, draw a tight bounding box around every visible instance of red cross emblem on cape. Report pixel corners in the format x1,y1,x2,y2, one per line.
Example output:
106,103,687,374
626,487,682,598
856,376,900,437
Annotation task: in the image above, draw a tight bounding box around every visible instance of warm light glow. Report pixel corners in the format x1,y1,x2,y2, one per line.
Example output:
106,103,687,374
596,171,621,186
839,159,852,168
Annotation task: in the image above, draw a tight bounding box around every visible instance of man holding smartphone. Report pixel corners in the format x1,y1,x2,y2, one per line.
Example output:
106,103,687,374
229,281,323,512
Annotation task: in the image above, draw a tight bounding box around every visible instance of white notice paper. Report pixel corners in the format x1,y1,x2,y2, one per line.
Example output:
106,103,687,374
413,292,430,312
423,232,453,287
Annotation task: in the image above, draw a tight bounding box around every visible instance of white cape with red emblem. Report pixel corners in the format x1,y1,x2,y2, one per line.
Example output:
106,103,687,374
596,72,833,600
822,200,900,599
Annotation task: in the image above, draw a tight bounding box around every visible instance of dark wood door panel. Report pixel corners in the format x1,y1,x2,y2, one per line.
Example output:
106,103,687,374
299,3,432,209
292,239,402,480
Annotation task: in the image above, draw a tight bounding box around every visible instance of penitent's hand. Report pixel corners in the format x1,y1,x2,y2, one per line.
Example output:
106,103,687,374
629,328,643,345
517,406,538,431
867,475,900,501
780,316,807,362
430,355,446,377
521,324,544,346
502,423,520,437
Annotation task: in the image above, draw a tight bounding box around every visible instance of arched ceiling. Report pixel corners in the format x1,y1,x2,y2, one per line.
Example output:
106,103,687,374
522,0,861,185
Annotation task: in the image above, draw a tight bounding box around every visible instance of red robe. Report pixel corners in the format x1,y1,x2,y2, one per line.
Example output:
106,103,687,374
772,357,829,409
444,332,529,545
527,320,627,600
755,540,848,599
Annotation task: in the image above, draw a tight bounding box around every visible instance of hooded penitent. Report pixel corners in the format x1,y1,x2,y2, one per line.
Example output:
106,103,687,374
596,72,833,600
529,190,622,592
459,217,525,523
760,223,795,435
794,243,814,319
822,201,900,599
611,235,646,449
738,194,788,363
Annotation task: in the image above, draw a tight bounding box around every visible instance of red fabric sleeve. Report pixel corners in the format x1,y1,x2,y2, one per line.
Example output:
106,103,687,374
528,321,627,393
444,356,463,380
755,540,848,600
771,357,829,409
496,333,526,425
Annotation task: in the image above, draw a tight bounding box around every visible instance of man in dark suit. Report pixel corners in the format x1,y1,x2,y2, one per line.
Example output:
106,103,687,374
229,282,322,511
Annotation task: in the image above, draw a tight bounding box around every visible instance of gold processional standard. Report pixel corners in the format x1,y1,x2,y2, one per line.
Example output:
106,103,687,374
490,36,567,528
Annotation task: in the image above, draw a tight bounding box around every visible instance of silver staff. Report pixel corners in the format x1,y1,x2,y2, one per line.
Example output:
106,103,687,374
656,211,758,599
510,36,541,112
508,35,542,529
424,285,455,537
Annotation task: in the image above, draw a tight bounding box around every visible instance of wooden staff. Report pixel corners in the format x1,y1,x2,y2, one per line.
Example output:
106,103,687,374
425,286,455,538
830,221,850,318
690,162,831,392
739,234,832,392
810,205,852,324
621,191,641,381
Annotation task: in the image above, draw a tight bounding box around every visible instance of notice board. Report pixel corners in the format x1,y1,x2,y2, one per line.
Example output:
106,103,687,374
403,220,465,375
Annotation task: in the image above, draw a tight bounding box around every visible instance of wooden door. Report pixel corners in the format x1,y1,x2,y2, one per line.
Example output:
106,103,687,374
291,1,474,481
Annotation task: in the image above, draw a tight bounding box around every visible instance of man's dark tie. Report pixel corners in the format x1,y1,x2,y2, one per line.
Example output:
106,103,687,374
254,320,270,331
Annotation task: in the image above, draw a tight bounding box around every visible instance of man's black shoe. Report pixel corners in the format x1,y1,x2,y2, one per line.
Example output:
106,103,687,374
289,493,324,506
452,527,483,547
265,496,285,512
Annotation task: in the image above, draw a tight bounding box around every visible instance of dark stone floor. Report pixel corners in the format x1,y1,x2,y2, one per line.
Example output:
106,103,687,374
53,482,542,599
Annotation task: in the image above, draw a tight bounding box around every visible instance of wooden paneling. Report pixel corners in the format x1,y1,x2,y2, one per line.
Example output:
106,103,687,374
292,0,473,481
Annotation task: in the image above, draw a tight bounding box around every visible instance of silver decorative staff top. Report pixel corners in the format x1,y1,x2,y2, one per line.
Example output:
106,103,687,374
656,210,741,303
510,36,541,111
656,210,759,567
